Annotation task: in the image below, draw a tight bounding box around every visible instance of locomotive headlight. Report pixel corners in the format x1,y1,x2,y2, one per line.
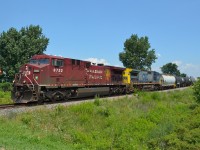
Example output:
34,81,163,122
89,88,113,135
35,76,38,80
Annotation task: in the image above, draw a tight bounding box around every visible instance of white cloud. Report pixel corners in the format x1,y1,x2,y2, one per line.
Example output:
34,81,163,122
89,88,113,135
152,66,161,73
156,53,161,57
172,60,200,78
153,60,200,78
113,64,124,67
85,58,110,65
172,60,182,66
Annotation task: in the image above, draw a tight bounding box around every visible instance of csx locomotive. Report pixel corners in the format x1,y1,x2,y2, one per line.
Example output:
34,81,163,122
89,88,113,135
11,54,194,103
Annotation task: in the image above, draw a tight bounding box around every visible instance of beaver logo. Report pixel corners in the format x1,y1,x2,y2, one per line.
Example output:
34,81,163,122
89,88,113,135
105,69,111,81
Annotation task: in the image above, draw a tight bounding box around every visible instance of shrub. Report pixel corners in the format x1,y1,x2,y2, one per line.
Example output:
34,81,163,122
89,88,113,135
193,79,200,103
0,82,12,91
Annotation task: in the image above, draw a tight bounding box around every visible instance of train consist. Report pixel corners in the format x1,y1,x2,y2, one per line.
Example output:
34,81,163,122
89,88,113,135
12,54,195,103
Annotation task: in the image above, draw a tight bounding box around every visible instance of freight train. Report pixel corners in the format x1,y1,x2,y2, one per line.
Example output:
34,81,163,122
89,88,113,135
11,54,195,103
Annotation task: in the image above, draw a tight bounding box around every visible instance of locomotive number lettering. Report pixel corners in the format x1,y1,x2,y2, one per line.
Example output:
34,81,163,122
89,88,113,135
53,68,63,73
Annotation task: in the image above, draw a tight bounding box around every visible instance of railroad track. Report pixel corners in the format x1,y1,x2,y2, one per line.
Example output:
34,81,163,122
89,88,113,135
0,87,190,111
0,103,31,110
0,104,16,109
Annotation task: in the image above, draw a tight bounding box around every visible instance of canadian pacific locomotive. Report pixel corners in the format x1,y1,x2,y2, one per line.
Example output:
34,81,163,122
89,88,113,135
12,54,127,103
12,54,195,103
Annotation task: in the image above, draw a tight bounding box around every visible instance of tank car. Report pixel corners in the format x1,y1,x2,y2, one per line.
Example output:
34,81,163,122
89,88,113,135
161,74,176,89
190,76,196,85
12,54,126,103
183,77,192,86
175,76,185,87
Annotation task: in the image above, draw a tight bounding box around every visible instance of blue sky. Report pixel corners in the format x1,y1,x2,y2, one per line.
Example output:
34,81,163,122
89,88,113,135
1,0,200,77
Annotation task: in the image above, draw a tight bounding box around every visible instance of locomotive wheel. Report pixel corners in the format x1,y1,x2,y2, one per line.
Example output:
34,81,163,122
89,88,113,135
38,98,43,104
38,96,44,104
51,98,56,102
52,94,60,102
65,91,71,101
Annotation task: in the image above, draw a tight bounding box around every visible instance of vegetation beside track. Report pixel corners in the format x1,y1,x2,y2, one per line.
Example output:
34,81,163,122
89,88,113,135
0,82,13,104
0,91,12,104
0,88,199,149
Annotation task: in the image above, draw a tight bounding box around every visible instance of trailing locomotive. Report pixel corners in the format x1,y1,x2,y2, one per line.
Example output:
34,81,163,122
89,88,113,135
12,54,127,103
12,54,195,103
122,68,195,90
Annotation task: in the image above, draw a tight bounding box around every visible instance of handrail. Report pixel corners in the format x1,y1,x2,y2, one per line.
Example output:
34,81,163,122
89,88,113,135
25,74,34,90
33,74,39,86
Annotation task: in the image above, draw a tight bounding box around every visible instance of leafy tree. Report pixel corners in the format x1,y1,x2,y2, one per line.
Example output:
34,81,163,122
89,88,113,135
193,79,200,103
161,63,181,76
0,25,49,79
180,73,187,77
119,34,157,70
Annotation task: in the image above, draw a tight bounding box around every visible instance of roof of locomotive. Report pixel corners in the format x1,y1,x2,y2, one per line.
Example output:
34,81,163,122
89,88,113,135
30,54,125,69
31,54,64,59
31,54,91,63
105,65,125,70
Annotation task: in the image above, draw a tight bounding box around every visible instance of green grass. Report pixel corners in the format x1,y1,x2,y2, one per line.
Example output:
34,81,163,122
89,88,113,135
0,91,13,104
0,88,199,149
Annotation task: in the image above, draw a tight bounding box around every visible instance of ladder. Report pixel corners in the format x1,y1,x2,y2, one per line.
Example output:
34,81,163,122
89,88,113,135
28,84,38,100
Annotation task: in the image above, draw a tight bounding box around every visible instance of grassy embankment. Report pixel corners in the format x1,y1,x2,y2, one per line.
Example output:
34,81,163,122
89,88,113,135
0,88,199,150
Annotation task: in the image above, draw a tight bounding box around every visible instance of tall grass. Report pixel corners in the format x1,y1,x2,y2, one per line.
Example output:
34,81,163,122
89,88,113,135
0,88,199,149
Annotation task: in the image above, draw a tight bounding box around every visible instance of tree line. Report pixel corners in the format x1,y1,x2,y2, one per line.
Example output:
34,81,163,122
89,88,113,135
0,25,187,82
119,34,187,77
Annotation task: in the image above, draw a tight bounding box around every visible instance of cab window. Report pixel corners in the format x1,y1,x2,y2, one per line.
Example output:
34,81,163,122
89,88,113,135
52,59,64,67
30,59,49,64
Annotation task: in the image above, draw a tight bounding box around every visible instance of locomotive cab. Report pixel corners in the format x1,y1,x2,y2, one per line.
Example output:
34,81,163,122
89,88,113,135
12,54,65,103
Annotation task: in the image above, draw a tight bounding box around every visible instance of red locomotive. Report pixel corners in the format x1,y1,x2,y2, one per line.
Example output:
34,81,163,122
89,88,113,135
12,54,126,103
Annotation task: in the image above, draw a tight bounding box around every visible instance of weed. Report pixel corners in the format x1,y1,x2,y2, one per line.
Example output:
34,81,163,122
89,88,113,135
21,115,32,125
54,105,65,115
94,97,101,106
97,106,111,117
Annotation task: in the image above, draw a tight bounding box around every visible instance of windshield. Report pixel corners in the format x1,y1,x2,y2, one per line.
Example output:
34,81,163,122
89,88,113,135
29,58,50,64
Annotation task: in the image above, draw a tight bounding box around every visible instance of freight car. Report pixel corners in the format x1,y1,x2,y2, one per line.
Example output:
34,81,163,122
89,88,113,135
183,77,192,86
175,76,185,87
12,54,126,103
190,77,196,85
161,74,176,89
